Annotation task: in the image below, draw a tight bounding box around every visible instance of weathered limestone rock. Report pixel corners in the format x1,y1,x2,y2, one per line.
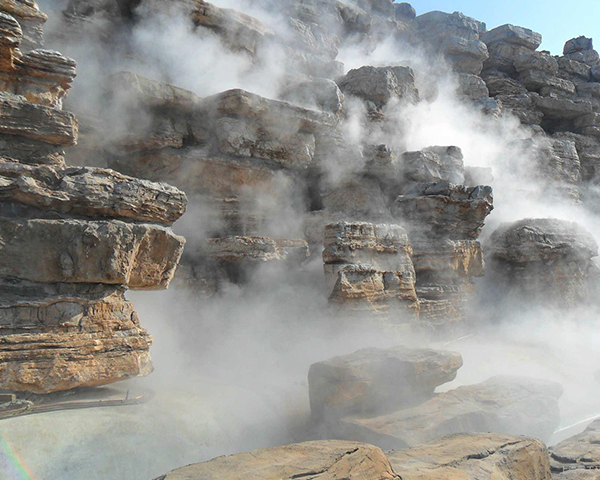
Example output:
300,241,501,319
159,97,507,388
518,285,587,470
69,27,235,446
480,24,542,51
154,440,401,480
337,376,563,449
486,219,598,306
323,222,418,315
457,73,489,100
553,132,600,182
496,93,543,125
205,236,309,264
393,181,494,240
322,178,390,221
412,11,488,75
550,419,600,473
387,433,553,480
0,3,187,394
565,37,594,56
279,76,344,115
199,88,335,170
337,66,419,110
0,218,184,289
394,3,416,22
308,345,462,420
532,94,593,120
0,0,46,50
0,282,152,394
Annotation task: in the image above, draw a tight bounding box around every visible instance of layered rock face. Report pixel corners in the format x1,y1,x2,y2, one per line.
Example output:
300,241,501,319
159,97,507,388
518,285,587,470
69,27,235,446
486,218,599,307
0,2,186,394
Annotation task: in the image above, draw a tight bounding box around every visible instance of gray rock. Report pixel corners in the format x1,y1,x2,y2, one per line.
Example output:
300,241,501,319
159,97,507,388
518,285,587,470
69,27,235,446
532,95,592,119
550,419,600,473
480,24,542,50
308,345,462,420
564,36,594,55
402,146,465,185
457,73,489,100
279,76,344,114
337,65,419,109
394,2,416,21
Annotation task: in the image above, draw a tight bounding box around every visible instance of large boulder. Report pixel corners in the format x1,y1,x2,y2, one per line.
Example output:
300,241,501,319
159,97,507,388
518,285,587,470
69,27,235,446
387,433,552,480
154,440,401,480
486,218,598,306
308,345,462,420
337,376,563,449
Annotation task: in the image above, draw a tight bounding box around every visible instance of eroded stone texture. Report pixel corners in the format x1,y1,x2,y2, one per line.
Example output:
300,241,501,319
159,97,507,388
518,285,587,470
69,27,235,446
336,376,563,449
387,433,553,480
154,440,401,480
0,3,188,394
486,218,598,307
323,222,418,316
550,419,600,474
308,345,462,420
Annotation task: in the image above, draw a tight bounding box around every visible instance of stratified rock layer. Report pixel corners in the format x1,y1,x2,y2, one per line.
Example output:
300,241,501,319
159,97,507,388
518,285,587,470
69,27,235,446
336,376,563,449
0,2,187,393
550,419,600,473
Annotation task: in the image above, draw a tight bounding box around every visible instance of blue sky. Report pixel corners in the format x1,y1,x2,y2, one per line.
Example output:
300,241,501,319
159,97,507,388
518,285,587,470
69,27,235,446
409,0,599,55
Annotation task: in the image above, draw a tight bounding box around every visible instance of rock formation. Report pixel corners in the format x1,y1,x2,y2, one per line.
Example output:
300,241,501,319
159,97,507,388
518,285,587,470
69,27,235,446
154,440,401,480
308,345,462,420
387,433,553,480
0,2,186,394
486,218,599,307
335,375,562,449
550,419,600,475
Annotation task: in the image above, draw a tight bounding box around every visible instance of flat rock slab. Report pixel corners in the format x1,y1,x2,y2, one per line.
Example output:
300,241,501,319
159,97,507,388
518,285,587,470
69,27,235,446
387,433,552,480
204,236,309,263
308,345,462,419
0,161,187,225
154,440,400,480
337,376,563,449
550,419,600,472
0,91,77,146
0,218,185,289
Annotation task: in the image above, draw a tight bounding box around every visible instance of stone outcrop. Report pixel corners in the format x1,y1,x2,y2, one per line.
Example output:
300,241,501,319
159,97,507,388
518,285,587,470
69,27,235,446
486,218,599,307
336,376,562,449
154,440,401,480
550,419,600,474
0,2,186,394
323,222,418,317
387,433,553,480
308,345,462,420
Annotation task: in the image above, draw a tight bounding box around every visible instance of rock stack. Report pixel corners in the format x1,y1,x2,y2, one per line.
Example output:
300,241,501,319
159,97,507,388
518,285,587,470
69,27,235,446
0,2,186,394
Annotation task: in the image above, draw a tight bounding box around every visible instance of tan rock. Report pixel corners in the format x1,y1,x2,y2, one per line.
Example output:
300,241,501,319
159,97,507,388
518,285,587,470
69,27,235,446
0,218,185,289
0,160,187,225
0,282,152,394
550,419,600,473
308,345,462,420
154,440,400,480
205,236,309,263
388,433,552,480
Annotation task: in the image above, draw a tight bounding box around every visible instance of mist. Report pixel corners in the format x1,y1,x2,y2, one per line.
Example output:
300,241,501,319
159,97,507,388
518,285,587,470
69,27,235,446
1,1,600,479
